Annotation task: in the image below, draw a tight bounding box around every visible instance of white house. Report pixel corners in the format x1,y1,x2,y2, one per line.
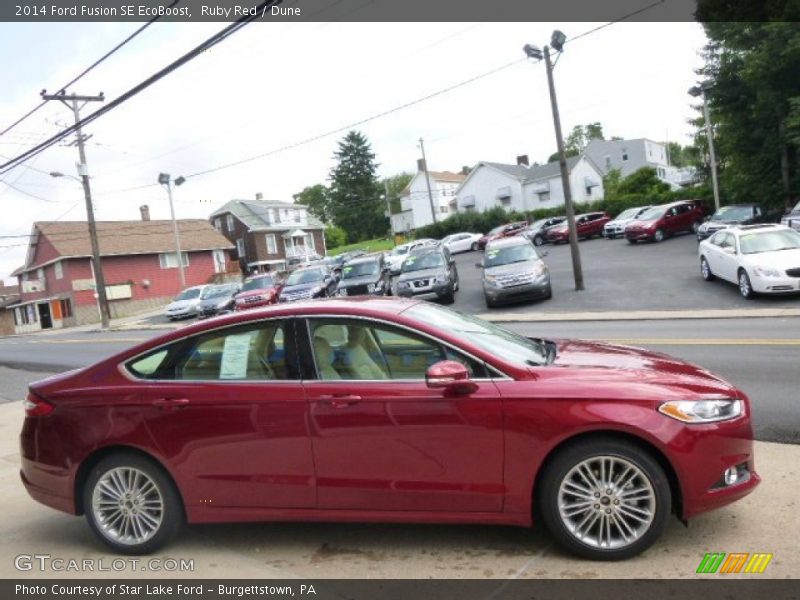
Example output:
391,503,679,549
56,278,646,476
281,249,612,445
583,138,697,189
456,155,605,214
398,162,466,230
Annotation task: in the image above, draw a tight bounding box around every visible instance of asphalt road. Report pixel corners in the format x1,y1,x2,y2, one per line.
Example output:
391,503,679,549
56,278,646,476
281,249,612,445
0,318,797,443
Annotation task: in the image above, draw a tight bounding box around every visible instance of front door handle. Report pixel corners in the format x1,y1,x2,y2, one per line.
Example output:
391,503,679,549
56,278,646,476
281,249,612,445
152,397,190,410
318,394,361,408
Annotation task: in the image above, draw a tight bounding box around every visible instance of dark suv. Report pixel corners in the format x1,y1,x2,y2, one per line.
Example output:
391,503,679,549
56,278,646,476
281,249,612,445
336,254,391,297
523,216,566,246
395,246,458,304
697,204,774,240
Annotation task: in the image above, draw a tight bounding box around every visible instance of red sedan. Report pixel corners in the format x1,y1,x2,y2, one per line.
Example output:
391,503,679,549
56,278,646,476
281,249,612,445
20,298,758,559
546,212,611,243
476,221,528,250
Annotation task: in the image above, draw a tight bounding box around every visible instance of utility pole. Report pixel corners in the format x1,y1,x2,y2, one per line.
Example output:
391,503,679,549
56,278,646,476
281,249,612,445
689,83,720,212
42,90,111,328
158,174,187,289
543,45,584,291
418,138,437,225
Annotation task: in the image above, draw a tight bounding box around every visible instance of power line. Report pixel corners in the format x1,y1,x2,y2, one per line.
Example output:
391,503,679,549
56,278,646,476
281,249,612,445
0,6,174,139
0,1,276,177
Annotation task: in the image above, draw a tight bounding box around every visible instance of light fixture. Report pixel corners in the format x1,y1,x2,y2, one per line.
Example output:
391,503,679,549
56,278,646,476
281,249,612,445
174,176,186,186
157,172,170,185
522,44,542,60
550,30,567,52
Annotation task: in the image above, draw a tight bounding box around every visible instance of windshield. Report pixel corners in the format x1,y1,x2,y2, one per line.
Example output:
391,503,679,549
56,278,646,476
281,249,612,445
614,207,642,221
343,260,379,279
637,206,666,221
241,276,274,291
402,252,444,273
530,219,549,229
390,246,409,256
406,303,548,367
712,206,753,221
484,243,539,268
204,284,238,299
740,229,800,254
175,288,201,301
286,268,325,286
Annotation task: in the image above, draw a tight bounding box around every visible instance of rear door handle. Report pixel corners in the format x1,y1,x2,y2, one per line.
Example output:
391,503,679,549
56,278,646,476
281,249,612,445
152,397,190,410
318,394,361,408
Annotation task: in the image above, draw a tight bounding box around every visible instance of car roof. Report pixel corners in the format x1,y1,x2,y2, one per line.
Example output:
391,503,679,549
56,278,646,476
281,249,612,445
409,245,442,256
486,235,531,248
730,224,786,233
347,254,381,264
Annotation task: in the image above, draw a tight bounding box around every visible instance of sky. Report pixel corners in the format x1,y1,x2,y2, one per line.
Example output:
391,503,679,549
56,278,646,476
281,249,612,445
0,21,709,283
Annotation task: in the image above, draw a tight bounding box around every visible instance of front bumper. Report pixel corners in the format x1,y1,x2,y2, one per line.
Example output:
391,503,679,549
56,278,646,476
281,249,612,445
625,230,654,241
165,307,196,319
749,273,800,294
604,225,624,237
484,277,550,305
546,232,568,243
396,282,451,301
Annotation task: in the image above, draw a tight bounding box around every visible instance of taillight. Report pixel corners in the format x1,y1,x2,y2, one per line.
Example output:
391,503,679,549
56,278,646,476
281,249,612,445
24,392,54,417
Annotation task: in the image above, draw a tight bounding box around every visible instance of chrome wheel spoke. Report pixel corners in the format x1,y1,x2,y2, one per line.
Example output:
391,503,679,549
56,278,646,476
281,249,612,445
92,467,164,546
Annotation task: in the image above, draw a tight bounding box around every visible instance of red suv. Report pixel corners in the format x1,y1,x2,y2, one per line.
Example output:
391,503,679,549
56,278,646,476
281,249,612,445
546,212,610,243
625,201,705,243
233,273,284,310
477,221,528,250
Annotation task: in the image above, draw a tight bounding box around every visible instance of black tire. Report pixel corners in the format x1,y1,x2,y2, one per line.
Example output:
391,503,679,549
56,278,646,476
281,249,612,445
485,296,497,309
738,269,755,299
543,285,553,300
83,452,183,555
700,256,715,281
653,229,665,243
440,287,455,305
533,235,544,247
627,239,636,245
536,437,671,561
691,220,701,234
470,242,478,251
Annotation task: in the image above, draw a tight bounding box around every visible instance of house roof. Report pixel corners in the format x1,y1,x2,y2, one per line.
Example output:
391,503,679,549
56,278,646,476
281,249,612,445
0,283,19,297
210,199,325,231
401,171,467,195
12,219,233,276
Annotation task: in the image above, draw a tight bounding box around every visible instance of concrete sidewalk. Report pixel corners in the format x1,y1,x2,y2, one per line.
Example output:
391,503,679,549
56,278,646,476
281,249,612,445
0,401,796,579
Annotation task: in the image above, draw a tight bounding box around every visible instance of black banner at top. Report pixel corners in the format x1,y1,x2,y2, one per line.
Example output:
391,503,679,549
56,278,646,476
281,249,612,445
3,0,701,23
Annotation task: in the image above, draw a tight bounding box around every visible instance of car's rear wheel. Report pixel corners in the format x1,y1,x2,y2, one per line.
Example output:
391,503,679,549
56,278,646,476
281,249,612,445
653,229,665,243
471,242,478,251
691,220,701,233
700,256,715,281
627,239,636,245
537,438,671,560
738,269,755,299
533,235,544,246
84,453,183,555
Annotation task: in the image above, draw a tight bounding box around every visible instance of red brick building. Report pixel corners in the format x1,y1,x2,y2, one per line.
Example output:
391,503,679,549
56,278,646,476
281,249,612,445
10,218,234,333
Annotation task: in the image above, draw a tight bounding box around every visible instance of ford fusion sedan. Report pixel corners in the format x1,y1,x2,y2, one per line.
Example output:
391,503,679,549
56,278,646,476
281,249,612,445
278,265,337,302
395,246,458,304
697,204,771,241
546,212,610,243
163,285,209,321
197,283,240,318
234,273,283,311
625,201,704,243
336,254,391,297
603,206,651,239
480,236,551,308
21,298,759,559
699,224,800,298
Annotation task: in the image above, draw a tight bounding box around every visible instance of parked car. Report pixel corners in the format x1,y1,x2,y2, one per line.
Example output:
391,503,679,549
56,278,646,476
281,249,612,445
234,273,284,311
625,201,705,243
286,253,323,272
699,224,800,298
546,212,610,243
197,283,241,318
697,204,775,241
336,254,391,297
522,216,566,246
384,240,433,275
395,246,458,304
278,265,338,302
21,298,759,559
323,250,365,276
479,236,551,308
476,221,528,250
163,285,210,321
603,206,651,239
781,199,800,231
440,232,483,254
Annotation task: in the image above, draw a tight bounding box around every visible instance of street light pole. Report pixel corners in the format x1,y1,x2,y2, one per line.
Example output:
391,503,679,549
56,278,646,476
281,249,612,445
690,83,720,211
159,174,186,289
525,36,584,291
418,138,437,225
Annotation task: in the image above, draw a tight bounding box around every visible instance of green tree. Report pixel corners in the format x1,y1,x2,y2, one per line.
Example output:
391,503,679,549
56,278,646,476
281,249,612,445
293,184,330,223
327,131,387,241
382,172,413,215
548,122,606,162
616,167,671,196
324,225,347,250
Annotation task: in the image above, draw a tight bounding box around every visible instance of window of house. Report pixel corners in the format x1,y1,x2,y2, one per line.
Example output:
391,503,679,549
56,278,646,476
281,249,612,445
226,214,234,231
440,206,449,213
266,234,277,254
59,298,72,318
585,186,593,197
159,252,190,269
214,218,222,231
622,149,629,161
538,191,550,202
54,261,63,280
236,238,246,258
605,155,612,171
36,268,44,281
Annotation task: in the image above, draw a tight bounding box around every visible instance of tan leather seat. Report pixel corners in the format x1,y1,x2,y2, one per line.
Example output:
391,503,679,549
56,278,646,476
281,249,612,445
313,336,342,380
344,326,389,380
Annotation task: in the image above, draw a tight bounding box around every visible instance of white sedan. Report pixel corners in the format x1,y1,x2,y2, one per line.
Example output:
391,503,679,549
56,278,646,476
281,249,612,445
440,232,483,254
698,224,800,298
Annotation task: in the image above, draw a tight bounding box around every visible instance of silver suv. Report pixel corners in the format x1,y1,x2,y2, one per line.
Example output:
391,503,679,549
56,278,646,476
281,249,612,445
478,236,551,308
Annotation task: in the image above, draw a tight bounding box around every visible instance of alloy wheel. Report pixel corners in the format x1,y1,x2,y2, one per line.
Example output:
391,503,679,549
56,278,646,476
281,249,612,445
700,257,712,281
91,467,164,546
739,270,753,298
654,229,664,243
557,456,656,550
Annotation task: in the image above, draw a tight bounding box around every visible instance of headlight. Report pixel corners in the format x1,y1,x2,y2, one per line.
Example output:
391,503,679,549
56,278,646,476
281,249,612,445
397,280,409,288
753,265,781,278
433,275,448,285
484,274,500,287
659,398,742,423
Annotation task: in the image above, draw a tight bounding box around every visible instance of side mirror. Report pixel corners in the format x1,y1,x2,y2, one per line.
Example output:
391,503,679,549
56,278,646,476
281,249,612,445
426,360,478,395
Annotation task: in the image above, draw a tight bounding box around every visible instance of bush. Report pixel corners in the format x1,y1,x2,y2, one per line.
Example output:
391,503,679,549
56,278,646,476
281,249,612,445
324,225,347,250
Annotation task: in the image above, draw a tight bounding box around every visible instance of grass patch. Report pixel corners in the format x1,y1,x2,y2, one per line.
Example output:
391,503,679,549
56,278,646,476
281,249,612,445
329,237,395,255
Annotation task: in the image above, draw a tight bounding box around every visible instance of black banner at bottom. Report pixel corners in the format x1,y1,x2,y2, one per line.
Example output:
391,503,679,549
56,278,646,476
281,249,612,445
4,579,800,600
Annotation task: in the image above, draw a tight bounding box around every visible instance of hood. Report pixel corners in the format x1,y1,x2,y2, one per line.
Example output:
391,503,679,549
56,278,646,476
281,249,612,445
547,339,738,398
200,295,233,308
484,260,540,276
339,275,378,288
625,219,655,229
236,287,276,300
397,267,443,282
608,217,634,226
742,248,800,270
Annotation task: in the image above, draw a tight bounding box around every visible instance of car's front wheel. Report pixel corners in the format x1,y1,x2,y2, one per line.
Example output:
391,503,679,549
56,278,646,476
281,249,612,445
537,437,671,560
653,229,665,243
739,269,755,299
533,235,544,246
471,242,478,251
700,256,715,281
84,452,183,555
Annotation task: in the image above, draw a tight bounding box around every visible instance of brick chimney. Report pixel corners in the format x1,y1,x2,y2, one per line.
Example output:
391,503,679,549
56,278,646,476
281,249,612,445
139,205,150,221
255,192,263,200
417,158,427,172
516,155,530,166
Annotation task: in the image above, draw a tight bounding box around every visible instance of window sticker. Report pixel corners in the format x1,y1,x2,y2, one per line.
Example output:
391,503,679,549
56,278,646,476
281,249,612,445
219,332,254,379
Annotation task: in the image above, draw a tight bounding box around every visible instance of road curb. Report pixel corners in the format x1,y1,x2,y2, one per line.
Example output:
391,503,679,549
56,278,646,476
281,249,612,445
480,307,800,323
